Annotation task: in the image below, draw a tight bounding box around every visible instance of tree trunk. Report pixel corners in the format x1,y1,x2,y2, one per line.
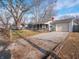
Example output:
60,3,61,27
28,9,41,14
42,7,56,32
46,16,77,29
15,20,21,30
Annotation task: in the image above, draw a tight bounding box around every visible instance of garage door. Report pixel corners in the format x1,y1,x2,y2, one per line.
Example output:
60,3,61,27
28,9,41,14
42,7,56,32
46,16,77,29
56,23,69,32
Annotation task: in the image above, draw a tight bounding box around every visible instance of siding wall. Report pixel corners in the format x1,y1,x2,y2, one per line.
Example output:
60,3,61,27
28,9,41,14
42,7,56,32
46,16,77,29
69,22,73,32
55,20,79,32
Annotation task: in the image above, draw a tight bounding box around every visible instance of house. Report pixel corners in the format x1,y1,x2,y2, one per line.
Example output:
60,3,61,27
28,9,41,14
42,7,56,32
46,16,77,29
28,18,54,32
53,15,79,32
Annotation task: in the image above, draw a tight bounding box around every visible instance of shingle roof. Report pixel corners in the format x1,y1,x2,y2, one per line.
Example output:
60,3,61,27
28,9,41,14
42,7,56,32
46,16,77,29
31,18,52,24
53,16,79,24
53,19,72,24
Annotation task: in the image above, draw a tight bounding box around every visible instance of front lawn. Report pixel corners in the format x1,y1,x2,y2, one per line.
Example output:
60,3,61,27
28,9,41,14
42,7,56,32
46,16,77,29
11,30,39,40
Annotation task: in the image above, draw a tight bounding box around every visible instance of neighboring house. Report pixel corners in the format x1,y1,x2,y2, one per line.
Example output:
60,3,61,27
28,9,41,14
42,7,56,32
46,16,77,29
11,24,27,30
28,18,54,31
53,16,79,32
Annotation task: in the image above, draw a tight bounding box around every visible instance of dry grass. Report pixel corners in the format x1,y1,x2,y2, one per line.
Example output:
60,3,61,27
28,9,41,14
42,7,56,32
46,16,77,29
11,30,39,41
8,37,57,59
58,32,79,59
4,32,79,59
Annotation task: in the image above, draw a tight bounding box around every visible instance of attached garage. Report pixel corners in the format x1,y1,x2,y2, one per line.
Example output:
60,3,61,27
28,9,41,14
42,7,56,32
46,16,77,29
56,23,69,32
54,19,73,32
53,15,79,32
54,18,79,32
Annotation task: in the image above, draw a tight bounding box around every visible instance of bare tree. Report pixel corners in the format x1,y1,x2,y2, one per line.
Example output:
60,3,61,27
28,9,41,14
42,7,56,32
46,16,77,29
0,12,11,29
32,0,57,23
0,12,12,38
0,0,57,29
33,0,44,22
0,0,34,29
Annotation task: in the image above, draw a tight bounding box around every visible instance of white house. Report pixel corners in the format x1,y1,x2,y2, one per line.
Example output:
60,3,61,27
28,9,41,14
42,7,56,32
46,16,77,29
28,17,54,31
44,20,53,31
54,15,79,32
